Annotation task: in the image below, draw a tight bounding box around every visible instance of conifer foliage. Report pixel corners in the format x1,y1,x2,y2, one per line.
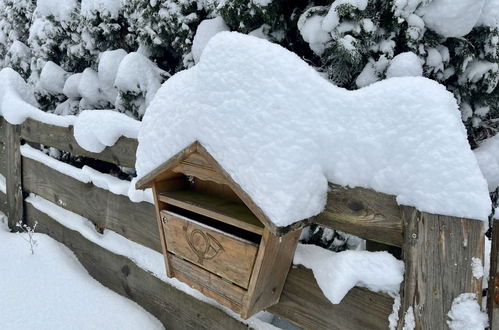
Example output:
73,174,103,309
0,0,496,143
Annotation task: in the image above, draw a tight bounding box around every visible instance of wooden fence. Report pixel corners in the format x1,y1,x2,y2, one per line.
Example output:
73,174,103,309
0,116,496,330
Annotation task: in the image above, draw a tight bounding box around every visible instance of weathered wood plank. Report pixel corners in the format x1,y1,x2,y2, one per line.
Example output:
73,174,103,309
5,123,23,230
315,183,403,247
25,202,247,330
0,140,6,177
159,190,264,235
162,211,259,289
0,117,5,176
0,117,5,145
269,266,393,330
397,207,484,329
169,253,245,312
242,229,301,319
22,156,161,252
0,191,7,215
489,219,499,330
20,118,137,168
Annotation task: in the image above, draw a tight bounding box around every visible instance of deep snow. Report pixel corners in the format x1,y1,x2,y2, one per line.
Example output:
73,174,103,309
0,212,163,330
136,32,491,227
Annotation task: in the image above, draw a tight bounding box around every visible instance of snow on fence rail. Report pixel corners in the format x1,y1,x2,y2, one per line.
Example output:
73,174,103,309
0,115,496,329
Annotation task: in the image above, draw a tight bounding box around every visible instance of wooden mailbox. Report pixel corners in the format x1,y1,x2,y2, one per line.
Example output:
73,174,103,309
136,142,302,319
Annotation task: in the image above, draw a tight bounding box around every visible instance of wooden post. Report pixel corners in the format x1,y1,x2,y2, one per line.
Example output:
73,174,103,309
397,206,484,329
5,122,23,230
489,219,499,329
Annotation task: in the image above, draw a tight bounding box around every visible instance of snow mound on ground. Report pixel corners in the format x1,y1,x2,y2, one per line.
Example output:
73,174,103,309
73,110,140,153
417,0,485,37
192,17,229,64
293,244,404,304
0,216,163,330
447,293,488,330
386,52,422,78
136,32,490,227
474,134,499,192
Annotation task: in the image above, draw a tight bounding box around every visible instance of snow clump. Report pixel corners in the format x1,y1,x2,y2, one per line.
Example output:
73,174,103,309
447,293,488,330
192,17,230,64
385,52,423,78
136,32,491,227
293,244,404,304
417,0,485,38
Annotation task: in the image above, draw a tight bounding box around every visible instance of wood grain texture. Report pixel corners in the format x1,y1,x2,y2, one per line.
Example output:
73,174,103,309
136,142,198,189
397,206,484,330
162,211,258,288
0,119,5,176
159,190,264,235
5,123,23,230
20,118,137,168
0,142,5,177
242,229,301,319
0,117,5,142
152,182,174,277
172,152,226,185
0,118,5,177
269,266,394,330
25,203,247,330
489,219,499,330
315,183,403,247
169,253,246,311
0,191,7,214
22,156,161,252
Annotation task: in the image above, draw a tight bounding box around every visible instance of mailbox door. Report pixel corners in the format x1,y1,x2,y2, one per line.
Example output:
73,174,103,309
161,211,259,289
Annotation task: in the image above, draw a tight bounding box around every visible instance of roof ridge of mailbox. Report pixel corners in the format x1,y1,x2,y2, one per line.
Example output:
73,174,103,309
135,31,491,227
136,141,299,235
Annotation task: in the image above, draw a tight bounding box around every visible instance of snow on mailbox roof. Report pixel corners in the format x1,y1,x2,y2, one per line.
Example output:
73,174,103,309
136,32,491,227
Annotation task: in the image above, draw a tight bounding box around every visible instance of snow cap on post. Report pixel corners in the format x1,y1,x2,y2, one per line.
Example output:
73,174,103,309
136,32,490,229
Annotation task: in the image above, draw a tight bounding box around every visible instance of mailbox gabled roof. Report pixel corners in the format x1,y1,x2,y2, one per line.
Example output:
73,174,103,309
136,141,305,235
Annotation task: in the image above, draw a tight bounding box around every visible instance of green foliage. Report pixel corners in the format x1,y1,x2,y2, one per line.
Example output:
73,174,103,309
303,224,350,252
123,0,209,71
0,0,36,79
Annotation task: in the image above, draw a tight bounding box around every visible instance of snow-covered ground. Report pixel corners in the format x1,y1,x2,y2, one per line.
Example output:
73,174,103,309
0,212,164,330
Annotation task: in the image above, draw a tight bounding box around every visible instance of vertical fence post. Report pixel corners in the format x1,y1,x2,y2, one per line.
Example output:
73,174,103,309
5,122,23,231
489,219,499,329
397,206,484,329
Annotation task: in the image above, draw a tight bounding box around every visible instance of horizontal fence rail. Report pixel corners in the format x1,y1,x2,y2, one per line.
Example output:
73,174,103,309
20,118,137,168
0,116,493,330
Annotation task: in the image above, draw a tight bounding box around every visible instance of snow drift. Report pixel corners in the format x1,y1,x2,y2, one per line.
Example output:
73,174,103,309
136,32,490,228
